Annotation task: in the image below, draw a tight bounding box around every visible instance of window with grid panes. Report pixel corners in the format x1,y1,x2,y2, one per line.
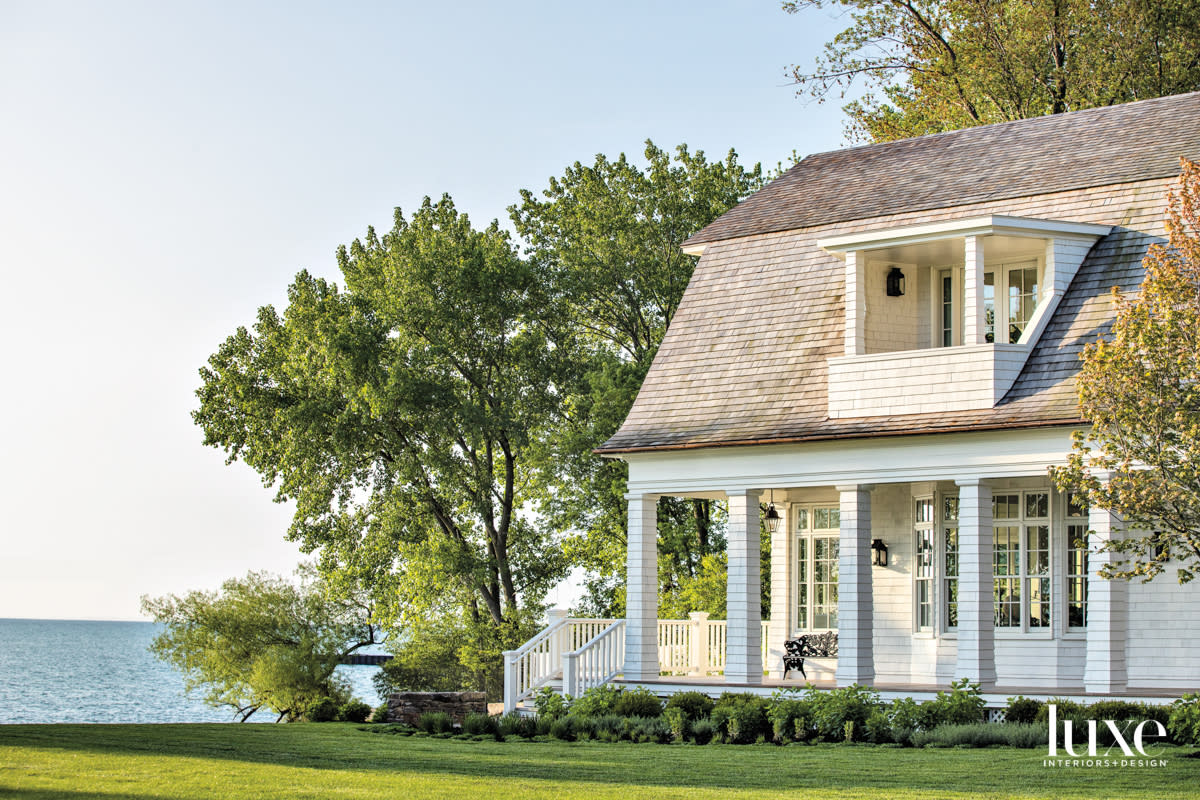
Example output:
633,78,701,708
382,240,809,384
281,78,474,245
1066,492,1089,629
992,491,1051,630
795,505,839,631
914,498,935,631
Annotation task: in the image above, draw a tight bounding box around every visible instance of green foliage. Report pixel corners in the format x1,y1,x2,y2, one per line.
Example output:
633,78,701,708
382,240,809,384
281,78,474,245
193,194,571,643
922,679,985,727
711,694,771,744
374,611,538,700
369,703,390,724
549,716,578,741
665,691,716,722
783,1,1200,143
864,708,893,744
1169,693,1200,745
663,706,690,742
511,142,765,615
690,718,718,745
806,684,882,742
569,684,625,717
142,568,376,722
497,711,538,739
462,713,500,739
911,723,1046,749
628,716,672,744
589,714,630,743
1035,698,1086,724
887,697,925,745
306,697,341,723
1053,161,1200,582
1003,696,1043,725
613,687,663,718
338,700,372,723
767,698,813,743
533,687,570,721
417,712,454,734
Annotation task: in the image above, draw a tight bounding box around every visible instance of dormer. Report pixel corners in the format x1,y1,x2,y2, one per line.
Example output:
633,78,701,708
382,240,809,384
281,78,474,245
818,215,1111,419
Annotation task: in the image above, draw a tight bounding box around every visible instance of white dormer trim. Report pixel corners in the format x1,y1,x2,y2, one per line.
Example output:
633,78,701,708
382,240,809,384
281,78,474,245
817,215,1112,254
822,214,1112,419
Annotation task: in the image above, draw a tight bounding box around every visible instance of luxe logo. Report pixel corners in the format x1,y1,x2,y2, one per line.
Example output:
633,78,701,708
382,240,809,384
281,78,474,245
1046,703,1166,757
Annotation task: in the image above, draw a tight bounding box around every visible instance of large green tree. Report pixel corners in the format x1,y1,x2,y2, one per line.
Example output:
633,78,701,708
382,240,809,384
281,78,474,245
1052,160,1200,583
194,197,570,672
142,569,378,722
511,142,765,615
784,0,1200,142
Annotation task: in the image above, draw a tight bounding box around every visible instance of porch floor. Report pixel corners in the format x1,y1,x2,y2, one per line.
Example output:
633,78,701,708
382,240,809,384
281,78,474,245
614,675,1188,706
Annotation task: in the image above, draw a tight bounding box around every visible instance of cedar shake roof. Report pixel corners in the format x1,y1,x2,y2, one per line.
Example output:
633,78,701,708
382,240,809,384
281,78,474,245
686,92,1200,248
599,94,1200,454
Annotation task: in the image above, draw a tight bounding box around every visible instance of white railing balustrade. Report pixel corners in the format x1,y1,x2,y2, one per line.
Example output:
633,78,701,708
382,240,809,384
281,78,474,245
563,620,625,698
505,612,782,711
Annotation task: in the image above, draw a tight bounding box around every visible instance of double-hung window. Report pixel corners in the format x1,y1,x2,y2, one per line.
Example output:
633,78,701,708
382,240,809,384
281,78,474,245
795,506,839,631
914,498,935,631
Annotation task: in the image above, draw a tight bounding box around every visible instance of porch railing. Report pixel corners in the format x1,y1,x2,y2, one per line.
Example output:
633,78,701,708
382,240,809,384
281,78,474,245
503,612,774,711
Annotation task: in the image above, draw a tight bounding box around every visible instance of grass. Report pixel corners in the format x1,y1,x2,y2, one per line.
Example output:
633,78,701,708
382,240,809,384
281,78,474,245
0,723,1196,799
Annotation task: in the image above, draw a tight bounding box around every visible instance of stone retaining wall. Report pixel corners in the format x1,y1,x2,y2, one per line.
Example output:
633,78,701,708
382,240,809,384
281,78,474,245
385,692,487,726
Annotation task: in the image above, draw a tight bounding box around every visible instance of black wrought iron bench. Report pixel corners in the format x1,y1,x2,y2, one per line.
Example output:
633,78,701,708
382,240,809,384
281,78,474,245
782,632,839,679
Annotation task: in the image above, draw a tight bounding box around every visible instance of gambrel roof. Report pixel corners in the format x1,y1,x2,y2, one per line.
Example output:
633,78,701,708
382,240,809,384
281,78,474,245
598,93,1200,454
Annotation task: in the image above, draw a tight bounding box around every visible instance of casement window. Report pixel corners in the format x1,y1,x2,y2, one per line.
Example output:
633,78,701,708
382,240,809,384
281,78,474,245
1065,492,1089,630
795,505,839,631
992,491,1051,630
984,262,1040,344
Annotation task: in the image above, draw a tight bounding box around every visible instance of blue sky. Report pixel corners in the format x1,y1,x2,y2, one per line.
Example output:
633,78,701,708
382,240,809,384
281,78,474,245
0,1,852,620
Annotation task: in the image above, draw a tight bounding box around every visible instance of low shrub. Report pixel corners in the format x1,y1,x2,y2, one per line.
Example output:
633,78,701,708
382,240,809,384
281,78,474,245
369,702,391,724
463,712,500,738
1035,698,1086,723
417,711,454,734
338,700,372,723
549,716,577,741
590,714,630,743
306,697,340,723
570,684,624,718
711,693,771,744
923,679,986,727
614,687,663,718
534,687,570,720
663,706,690,742
1004,696,1042,725
628,715,671,743
691,718,717,745
535,714,554,736
911,722,1046,749
767,698,812,743
887,696,924,746
1170,694,1200,745
864,708,893,744
807,684,881,742
665,691,715,721
497,711,537,739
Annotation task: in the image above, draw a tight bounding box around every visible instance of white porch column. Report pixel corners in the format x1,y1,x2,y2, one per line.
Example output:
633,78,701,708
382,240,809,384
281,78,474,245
725,489,763,684
623,492,659,681
955,479,996,684
836,484,874,685
1084,504,1128,693
963,235,986,345
767,501,793,679
844,251,865,356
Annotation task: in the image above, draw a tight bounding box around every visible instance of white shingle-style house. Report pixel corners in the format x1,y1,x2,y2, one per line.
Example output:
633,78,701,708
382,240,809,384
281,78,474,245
503,92,1200,712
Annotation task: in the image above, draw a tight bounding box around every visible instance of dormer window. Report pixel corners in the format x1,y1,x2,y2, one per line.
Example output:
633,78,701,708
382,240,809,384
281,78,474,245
818,215,1111,418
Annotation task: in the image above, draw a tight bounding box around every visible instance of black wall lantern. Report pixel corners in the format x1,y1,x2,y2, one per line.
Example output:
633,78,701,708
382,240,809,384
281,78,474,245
870,538,889,567
764,490,782,534
886,266,906,297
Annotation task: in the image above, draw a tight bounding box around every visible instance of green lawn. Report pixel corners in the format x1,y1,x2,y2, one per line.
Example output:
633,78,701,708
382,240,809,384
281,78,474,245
0,723,1196,800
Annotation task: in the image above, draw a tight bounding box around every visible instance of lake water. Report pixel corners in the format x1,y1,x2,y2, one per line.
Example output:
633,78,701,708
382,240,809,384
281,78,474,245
0,618,383,724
